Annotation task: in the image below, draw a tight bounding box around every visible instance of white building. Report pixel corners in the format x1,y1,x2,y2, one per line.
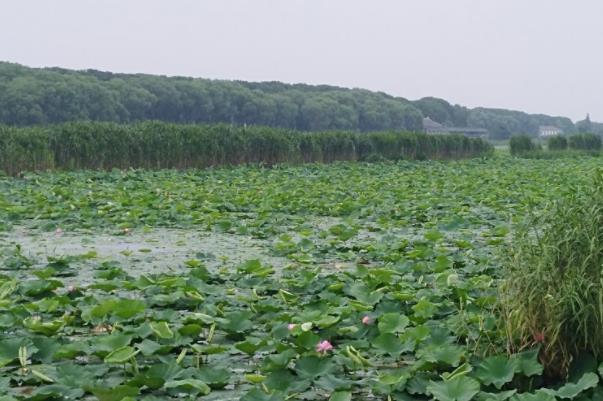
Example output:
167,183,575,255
538,126,563,138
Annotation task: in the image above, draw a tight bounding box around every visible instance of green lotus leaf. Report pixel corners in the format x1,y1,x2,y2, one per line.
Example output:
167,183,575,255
220,311,254,333
427,376,480,401
104,346,139,363
89,385,139,401
372,333,407,356
31,384,84,400
295,330,320,350
241,388,286,401
314,374,353,392
22,317,65,336
510,390,556,401
295,356,334,379
235,337,264,354
88,298,146,320
477,390,517,401
150,321,174,339
346,282,383,305
245,374,267,384
262,349,297,371
93,333,132,353
378,313,410,334
425,230,444,241
238,259,274,277
417,344,465,366
264,369,309,392
412,298,439,320
179,323,202,337
475,355,518,389
137,339,162,356
20,279,62,297
164,379,211,395
0,338,35,365
329,391,352,401
316,315,340,328
512,350,543,377
378,368,410,387
541,372,598,399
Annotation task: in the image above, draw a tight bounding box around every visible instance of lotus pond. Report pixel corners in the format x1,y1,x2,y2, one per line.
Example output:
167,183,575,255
0,157,601,401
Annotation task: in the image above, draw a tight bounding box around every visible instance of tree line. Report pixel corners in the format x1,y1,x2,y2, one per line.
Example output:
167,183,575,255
0,122,493,175
510,133,602,156
0,62,597,139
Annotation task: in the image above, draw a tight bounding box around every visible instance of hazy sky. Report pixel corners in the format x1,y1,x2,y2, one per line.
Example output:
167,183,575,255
2,0,602,121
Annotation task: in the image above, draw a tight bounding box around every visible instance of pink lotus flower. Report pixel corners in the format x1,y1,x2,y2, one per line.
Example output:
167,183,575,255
316,340,333,353
287,324,297,331
362,316,372,325
55,228,63,236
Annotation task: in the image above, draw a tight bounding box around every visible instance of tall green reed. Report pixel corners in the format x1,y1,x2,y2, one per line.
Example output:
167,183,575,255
502,168,603,378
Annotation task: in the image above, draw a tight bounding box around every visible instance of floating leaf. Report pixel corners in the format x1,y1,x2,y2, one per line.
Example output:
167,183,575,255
511,390,556,401
89,385,139,401
372,333,407,355
88,298,146,320
378,313,410,334
417,344,465,366
295,356,334,379
412,298,438,319
476,390,517,401
541,372,598,399
165,379,211,395
329,391,352,401
427,376,480,401
513,350,543,377
104,346,139,364
235,337,264,354
241,388,286,401
220,311,253,333
301,322,313,331
346,282,383,305
475,356,517,389
22,317,65,336
245,374,267,384
150,321,174,339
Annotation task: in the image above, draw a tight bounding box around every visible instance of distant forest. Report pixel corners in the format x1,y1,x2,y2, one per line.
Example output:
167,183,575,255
0,62,599,139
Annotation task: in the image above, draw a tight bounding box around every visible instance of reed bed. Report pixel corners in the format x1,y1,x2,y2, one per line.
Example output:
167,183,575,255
0,122,493,175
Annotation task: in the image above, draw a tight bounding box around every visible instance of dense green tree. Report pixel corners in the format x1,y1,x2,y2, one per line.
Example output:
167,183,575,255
414,97,458,126
0,62,591,136
569,133,602,150
576,113,593,133
590,122,603,136
466,108,575,139
547,135,568,151
509,135,537,155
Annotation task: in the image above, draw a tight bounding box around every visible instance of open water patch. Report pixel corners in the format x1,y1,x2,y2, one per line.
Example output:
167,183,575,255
0,226,289,286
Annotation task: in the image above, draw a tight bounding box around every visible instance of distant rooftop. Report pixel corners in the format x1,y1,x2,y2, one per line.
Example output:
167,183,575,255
423,117,444,130
422,117,488,137
539,125,563,131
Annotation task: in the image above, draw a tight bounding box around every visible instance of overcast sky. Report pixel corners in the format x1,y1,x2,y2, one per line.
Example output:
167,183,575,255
2,0,602,121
